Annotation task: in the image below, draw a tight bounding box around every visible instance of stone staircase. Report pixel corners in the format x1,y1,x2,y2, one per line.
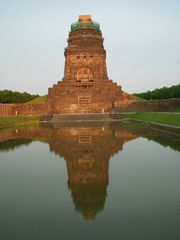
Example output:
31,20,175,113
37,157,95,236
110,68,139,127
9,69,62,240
46,76,133,114
41,113,122,122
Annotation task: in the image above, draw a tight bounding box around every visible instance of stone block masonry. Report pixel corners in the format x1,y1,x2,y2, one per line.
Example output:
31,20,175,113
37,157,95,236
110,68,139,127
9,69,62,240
0,103,49,116
46,15,133,113
1,98,179,117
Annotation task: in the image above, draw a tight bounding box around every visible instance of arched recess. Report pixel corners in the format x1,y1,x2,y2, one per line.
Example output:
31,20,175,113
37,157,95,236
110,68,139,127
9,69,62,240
75,67,94,88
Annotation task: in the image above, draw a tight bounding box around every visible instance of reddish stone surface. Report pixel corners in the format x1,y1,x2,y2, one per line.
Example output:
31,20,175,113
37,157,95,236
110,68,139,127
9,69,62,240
0,103,49,116
0,104,15,116
114,98,180,112
0,98,180,116
47,15,132,113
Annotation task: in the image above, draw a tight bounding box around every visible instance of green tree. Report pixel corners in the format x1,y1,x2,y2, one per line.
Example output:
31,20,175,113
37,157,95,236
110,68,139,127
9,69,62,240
0,90,39,103
134,84,180,100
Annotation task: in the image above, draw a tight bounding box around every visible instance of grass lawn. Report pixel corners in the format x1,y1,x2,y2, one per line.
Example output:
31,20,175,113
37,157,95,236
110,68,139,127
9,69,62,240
0,116,40,128
122,112,180,127
131,95,143,101
175,107,180,112
27,95,47,104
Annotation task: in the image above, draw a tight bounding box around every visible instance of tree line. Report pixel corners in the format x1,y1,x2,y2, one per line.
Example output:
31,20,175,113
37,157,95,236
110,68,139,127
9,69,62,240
134,84,180,100
0,90,39,103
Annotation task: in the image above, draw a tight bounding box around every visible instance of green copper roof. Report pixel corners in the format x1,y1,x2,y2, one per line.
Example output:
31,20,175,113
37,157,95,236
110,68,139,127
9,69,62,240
71,21,100,31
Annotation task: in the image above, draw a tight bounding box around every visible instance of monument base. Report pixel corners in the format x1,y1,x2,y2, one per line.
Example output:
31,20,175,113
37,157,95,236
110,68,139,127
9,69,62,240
40,112,122,122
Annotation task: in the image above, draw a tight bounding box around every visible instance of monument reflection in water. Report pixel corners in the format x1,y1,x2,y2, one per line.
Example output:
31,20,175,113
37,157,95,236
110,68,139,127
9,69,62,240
0,122,179,223
0,123,180,240
47,123,136,220
0,122,137,220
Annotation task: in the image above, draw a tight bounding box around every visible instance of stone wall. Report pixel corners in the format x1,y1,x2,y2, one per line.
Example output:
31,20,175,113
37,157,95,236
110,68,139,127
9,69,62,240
0,103,49,116
0,99,179,116
0,104,15,116
115,98,180,112
15,103,49,115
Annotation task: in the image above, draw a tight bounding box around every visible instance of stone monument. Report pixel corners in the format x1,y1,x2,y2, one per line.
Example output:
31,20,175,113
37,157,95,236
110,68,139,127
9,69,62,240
47,15,132,113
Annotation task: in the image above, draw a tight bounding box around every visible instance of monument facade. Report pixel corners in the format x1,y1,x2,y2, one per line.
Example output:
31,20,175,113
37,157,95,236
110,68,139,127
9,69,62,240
1,15,179,116
47,15,132,113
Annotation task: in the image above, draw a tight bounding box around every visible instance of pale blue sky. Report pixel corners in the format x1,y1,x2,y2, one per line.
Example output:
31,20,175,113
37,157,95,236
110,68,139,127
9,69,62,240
0,0,179,94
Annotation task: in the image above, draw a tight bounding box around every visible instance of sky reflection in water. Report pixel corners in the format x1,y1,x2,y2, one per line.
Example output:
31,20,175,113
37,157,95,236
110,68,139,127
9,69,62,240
0,122,179,240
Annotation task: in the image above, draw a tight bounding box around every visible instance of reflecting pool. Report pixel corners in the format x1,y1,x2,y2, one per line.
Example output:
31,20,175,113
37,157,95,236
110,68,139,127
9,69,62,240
0,122,179,240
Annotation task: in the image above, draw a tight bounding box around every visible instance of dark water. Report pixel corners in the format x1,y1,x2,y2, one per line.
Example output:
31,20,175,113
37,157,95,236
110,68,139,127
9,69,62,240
0,122,179,240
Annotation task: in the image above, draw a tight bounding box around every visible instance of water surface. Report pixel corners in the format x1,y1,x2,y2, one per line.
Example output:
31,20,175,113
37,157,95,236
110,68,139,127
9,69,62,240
0,122,179,240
